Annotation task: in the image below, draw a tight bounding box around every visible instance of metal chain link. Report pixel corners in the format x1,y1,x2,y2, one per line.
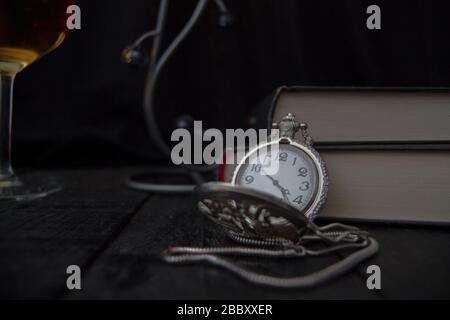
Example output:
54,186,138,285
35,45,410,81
163,222,378,288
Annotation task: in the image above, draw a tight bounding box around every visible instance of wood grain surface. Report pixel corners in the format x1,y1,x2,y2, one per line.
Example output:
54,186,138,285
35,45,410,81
1,168,449,299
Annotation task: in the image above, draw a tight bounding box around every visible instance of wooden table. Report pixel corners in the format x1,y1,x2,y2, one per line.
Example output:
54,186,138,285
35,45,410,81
1,168,449,299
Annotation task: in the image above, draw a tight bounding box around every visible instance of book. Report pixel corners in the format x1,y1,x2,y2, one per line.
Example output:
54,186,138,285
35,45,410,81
253,87,450,145
219,149,450,225
223,87,450,224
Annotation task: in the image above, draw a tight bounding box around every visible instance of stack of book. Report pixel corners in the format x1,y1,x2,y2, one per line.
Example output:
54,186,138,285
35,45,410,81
223,87,450,224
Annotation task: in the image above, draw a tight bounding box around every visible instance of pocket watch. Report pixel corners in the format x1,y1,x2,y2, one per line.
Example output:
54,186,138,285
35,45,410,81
164,114,379,288
231,113,328,221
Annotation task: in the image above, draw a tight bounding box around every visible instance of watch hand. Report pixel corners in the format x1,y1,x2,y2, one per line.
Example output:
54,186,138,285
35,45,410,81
263,171,291,203
280,187,291,203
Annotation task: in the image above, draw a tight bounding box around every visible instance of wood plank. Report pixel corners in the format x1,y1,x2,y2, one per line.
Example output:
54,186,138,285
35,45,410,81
0,168,148,299
2,168,449,299
68,195,383,299
356,224,450,299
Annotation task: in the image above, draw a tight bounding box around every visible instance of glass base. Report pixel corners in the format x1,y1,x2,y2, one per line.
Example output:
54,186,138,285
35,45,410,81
0,174,61,201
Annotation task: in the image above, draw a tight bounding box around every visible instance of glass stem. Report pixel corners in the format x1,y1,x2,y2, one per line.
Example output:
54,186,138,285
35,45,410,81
0,72,15,181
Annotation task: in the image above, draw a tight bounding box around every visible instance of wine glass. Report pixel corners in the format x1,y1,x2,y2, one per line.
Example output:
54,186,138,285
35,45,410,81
0,0,72,200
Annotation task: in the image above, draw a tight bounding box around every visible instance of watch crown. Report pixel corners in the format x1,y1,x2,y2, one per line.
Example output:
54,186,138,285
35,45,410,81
276,113,301,139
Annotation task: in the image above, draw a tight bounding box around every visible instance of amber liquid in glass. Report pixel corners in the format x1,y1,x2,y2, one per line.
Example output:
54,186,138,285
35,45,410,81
0,0,71,73
0,0,71,199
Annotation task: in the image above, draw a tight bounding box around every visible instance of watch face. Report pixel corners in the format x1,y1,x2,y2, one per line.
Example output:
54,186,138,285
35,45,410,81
233,143,319,213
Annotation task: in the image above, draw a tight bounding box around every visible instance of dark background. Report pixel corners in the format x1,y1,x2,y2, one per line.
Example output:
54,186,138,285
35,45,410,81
12,0,450,168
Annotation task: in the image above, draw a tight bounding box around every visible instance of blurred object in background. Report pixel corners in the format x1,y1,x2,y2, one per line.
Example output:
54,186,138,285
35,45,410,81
0,0,72,199
11,0,450,168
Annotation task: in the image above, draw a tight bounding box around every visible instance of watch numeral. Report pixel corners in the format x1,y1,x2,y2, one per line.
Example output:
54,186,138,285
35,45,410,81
298,167,308,177
251,164,262,173
245,176,254,184
292,157,297,166
278,152,288,162
293,195,303,204
299,181,310,191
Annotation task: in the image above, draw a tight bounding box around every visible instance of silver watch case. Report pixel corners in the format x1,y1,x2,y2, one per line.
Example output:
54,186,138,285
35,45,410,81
231,137,328,221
